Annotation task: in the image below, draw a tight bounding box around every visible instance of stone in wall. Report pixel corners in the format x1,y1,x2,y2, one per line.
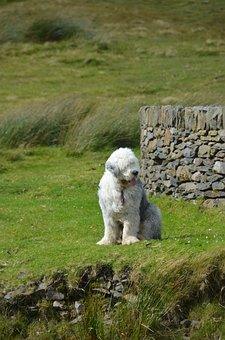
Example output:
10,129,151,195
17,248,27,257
140,106,225,207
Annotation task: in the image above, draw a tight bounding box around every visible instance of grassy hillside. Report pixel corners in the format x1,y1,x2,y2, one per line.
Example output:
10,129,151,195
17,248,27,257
0,0,225,150
0,148,225,338
0,1,225,338
0,147,224,287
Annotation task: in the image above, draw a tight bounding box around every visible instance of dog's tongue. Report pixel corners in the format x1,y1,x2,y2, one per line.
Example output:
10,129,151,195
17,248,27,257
130,178,136,186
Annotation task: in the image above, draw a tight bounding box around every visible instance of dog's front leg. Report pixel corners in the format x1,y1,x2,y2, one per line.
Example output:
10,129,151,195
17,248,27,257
97,214,121,245
122,213,140,245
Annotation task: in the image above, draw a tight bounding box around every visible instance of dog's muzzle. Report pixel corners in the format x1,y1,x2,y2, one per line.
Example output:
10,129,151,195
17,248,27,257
120,177,137,187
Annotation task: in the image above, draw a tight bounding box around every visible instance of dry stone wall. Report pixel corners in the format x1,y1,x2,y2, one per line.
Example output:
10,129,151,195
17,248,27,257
140,106,225,207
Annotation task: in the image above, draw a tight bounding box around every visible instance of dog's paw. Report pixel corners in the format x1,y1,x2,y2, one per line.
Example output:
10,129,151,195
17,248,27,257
122,236,140,245
96,237,115,245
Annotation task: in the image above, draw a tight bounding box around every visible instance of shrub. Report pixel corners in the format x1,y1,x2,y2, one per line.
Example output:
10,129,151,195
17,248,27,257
26,18,82,42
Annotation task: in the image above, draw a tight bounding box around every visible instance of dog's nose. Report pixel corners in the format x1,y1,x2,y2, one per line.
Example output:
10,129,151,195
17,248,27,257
132,170,139,176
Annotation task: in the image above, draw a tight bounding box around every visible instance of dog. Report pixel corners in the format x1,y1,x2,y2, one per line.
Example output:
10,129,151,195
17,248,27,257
97,148,161,245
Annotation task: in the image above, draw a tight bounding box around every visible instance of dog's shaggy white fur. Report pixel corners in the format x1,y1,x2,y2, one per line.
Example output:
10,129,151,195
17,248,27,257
97,148,161,245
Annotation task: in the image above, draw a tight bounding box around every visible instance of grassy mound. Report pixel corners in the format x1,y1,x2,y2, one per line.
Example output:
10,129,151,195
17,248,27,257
1,252,225,338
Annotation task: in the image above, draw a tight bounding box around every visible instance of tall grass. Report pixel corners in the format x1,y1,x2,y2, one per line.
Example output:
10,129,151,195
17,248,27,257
1,250,224,338
0,12,91,43
0,97,89,147
0,96,141,150
25,18,82,43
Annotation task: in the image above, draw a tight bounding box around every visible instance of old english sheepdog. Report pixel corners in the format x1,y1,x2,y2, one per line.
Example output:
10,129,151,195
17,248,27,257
97,148,162,245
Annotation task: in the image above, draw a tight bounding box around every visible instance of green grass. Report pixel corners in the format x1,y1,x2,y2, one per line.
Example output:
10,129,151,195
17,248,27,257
0,148,225,338
0,148,224,288
1,1,225,337
0,0,225,150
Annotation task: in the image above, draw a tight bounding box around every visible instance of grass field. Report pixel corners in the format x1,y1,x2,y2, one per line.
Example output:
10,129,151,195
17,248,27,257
1,147,224,287
0,148,225,338
1,0,225,338
1,0,225,150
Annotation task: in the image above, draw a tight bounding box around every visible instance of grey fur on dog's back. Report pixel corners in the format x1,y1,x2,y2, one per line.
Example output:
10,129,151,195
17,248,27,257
139,183,162,239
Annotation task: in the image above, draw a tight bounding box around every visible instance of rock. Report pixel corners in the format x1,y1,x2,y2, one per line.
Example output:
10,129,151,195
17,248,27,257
203,198,225,208
166,168,176,177
167,160,180,169
178,182,197,193
75,301,84,315
70,315,82,324
46,289,64,301
213,161,225,174
170,127,178,135
171,149,183,160
203,199,217,208
208,130,218,136
147,132,154,140
164,128,173,145
170,142,175,152
203,158,213,166
4,292,14,300
183,146,197,158
110,290,123,299
37,282,48,291
164,187,174,195
147,139,157,152
193,158,203,166
207,174,223,182
197,182,212,191
215,150,225,158
197,166,211,173
212,181,225,190
212,143,225,150
183,148,194,157
154,149,168,160
163,178,178,188
198,145,211,157
197,130,207,136
201,135,220,142
185,193,197,199
218,129,225,142
187,164,197,173
115,282,124,293
191,171,204,182
154,127,164,138
203,191,225,198
188,133,198,140
53,301,64,309
176,142,186,150
180,157,194,165
160,172,167,180
176,166,191,182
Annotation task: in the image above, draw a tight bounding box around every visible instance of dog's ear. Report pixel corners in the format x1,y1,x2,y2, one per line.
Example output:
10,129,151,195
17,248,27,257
105,161,119,176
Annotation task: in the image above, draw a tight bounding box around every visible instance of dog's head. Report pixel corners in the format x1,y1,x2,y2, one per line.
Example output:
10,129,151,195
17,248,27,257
105,148,140,187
